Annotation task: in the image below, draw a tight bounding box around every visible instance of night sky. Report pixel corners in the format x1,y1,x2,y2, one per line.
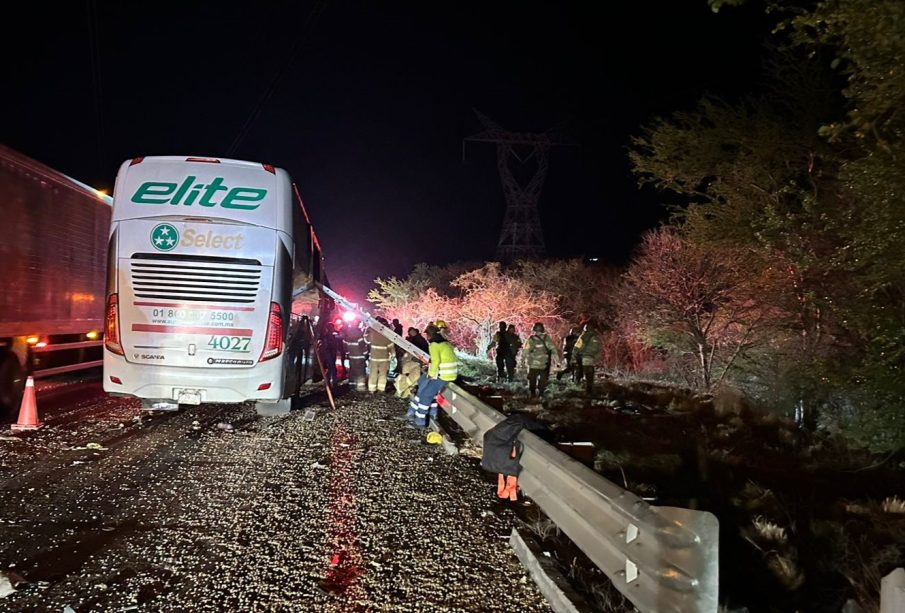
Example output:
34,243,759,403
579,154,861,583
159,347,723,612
3,1,767,301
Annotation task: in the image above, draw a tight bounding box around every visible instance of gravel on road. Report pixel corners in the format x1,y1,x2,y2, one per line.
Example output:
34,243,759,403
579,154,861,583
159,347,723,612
0,387,550,612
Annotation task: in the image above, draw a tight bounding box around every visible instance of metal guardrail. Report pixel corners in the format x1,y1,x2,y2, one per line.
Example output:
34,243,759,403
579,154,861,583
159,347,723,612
438,383,719,613
316,284,719,611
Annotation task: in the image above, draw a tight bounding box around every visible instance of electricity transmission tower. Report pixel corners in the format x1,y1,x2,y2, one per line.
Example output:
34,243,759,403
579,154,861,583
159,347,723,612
464,110,572,262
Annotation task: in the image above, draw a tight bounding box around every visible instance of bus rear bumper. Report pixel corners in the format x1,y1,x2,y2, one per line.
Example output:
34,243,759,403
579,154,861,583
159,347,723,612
103,352,285,404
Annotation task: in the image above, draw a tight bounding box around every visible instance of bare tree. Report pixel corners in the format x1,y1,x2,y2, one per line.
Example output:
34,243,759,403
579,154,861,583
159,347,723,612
617,229,787,389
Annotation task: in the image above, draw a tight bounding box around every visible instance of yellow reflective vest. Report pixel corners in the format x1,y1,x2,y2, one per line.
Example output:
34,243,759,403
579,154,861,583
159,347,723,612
428,340,458,382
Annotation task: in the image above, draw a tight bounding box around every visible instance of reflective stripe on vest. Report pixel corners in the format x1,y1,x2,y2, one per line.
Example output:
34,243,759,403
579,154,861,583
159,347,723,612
438,361,458,380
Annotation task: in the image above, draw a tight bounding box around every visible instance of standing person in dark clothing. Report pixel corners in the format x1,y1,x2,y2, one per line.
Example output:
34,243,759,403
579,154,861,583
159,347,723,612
317,324,340,391
296,315,312,384
506,324,522,381
556,327,581,381
487,322,511,381
406,327,430,354
392,318,405,375
332,319,347,379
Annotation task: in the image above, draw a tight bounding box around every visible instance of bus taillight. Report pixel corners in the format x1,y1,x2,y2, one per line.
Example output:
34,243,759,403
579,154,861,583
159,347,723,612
259,302,283,362
104,294,124,356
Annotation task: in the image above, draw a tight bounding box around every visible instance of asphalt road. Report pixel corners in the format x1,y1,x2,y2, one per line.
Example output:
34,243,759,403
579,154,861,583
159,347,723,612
0,385,550,612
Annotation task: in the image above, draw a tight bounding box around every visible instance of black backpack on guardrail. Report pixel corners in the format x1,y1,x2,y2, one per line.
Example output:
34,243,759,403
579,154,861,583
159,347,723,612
481,414,551,500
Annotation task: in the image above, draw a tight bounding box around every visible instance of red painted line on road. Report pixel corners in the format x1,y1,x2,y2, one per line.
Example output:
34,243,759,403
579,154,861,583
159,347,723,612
133,301,256,312
131,324,254,336
321,422,365,601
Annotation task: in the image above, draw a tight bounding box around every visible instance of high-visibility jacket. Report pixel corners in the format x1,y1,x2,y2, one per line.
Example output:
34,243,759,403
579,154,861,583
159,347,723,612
366,328,394,362
573,330,602,366
428,340,458,382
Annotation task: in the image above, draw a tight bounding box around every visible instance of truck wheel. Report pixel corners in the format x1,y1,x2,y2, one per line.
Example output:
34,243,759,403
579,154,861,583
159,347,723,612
255,398,291,416
0,354,25,419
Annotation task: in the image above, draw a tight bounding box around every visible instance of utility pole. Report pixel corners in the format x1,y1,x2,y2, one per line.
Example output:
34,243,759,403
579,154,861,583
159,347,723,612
464,110,572,262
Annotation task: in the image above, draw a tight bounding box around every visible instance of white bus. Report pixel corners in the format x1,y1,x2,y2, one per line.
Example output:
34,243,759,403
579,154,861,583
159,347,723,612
103,156,330,414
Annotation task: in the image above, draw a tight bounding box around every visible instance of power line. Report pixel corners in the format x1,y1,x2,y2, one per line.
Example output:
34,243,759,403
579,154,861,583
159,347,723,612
226,0,330,158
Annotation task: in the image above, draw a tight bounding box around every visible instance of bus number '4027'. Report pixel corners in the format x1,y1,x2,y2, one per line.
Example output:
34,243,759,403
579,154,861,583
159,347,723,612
208,336,251,352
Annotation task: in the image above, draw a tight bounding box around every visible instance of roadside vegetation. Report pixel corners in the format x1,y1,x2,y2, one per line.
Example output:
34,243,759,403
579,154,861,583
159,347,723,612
371,1,905,609
372,0,905,454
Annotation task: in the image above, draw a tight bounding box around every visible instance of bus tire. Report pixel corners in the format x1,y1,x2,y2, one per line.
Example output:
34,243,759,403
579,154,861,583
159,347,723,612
255,398,291,416
0,352,25,419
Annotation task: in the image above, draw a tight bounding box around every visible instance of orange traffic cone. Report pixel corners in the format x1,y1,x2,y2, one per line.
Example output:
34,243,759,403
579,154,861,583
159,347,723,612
11,376,41,431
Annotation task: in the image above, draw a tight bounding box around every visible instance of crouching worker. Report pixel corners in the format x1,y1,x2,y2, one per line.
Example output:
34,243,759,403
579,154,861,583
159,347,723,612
407,323,458,428
395,353,423,398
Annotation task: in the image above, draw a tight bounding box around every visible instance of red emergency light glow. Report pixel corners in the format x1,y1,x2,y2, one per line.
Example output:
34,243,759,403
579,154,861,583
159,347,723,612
259,302,283,362
104,294,124,356
342,311,357,323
